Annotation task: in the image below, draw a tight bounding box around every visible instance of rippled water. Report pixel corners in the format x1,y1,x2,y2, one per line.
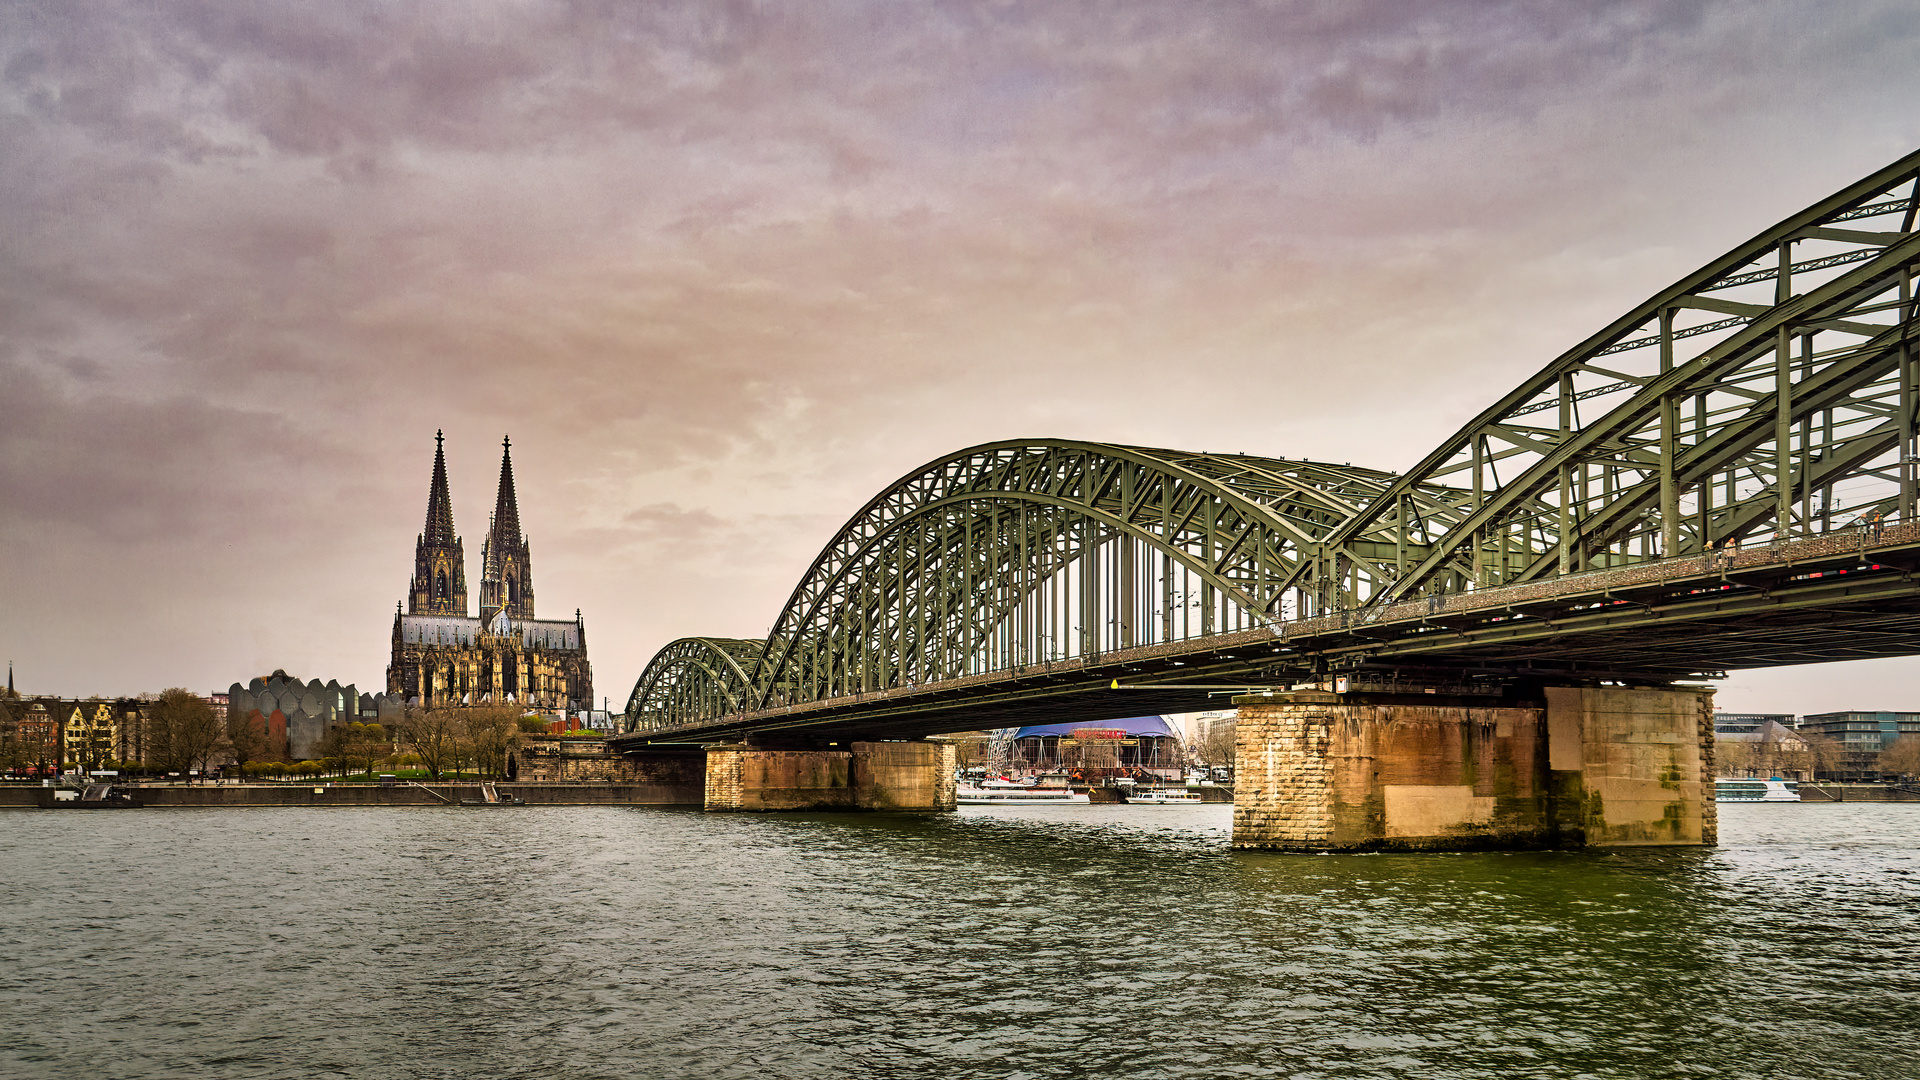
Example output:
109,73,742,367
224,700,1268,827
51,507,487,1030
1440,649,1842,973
2,801,1917,1079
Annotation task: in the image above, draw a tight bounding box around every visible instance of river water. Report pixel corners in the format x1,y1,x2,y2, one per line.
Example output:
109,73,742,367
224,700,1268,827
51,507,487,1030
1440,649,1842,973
1,801,1916,1080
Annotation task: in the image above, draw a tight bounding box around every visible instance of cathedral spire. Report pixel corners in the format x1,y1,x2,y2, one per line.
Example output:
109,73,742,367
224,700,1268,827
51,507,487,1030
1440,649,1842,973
492,435,522,547
423,429,457,546
481,434,534,622
407,431,468,616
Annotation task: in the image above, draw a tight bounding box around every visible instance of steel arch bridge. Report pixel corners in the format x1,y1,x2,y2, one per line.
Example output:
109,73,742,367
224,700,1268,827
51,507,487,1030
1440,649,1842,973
619,147,1920,745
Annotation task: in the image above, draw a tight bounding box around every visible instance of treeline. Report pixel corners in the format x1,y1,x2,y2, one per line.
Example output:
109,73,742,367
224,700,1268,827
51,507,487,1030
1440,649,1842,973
225,703,547,781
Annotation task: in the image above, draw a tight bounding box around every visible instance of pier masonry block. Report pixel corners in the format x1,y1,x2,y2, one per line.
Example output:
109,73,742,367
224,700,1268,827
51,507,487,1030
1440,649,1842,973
850,740,957,811
703,744,852,811
1231,685,1715,852
1545,686,1715,847
703,740,957,812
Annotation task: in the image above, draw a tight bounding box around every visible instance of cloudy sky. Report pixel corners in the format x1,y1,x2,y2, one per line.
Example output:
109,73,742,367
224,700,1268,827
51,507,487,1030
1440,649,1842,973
5,1,1920,715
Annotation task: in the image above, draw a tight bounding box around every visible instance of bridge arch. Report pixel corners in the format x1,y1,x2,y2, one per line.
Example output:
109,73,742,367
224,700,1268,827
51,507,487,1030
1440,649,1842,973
623,637,765,730
626,441,1484,729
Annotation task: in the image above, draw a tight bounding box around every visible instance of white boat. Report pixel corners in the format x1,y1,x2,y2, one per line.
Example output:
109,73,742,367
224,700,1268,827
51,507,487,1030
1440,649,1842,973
955,783,1089,804
1123,788,1205,805
1715,777,1801,802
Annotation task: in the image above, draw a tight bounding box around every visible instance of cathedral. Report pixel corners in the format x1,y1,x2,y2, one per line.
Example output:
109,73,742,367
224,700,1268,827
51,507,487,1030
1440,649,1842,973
387,433,593,711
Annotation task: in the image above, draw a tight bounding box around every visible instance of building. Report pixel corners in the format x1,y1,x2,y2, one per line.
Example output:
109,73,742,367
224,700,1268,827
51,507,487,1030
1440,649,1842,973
387,433,593,711
226,671,398,761
1797,711,1920,780
1713,711,1797,735
1011,715,1186,779
0,695,151,772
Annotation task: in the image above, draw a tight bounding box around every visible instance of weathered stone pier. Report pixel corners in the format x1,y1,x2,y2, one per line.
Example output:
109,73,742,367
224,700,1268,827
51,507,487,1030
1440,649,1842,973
1230,685,1715,851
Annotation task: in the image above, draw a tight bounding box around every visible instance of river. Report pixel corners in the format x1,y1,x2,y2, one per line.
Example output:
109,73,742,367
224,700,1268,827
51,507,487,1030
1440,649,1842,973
1,801,1916,1079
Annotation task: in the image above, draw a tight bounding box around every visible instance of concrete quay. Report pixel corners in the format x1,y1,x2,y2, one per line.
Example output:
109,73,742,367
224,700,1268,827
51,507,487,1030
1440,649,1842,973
0,781,704,809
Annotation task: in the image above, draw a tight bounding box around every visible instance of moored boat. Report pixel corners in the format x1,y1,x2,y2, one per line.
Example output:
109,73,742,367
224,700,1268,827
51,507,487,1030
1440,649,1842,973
1121,788,1205,805
955,782,1090,804
1715,777,1801,802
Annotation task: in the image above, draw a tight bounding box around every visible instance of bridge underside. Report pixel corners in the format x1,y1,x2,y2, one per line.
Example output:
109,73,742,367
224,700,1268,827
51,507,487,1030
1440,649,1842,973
613,526,1920,748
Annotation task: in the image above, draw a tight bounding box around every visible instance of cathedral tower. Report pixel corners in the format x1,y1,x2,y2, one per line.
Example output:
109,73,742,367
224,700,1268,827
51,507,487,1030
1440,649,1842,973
480,435,535,623
409,431,468,616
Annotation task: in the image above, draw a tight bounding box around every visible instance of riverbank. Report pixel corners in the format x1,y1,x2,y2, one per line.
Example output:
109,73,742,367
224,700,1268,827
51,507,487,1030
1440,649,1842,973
0,781,702,808
1798,783,1920,802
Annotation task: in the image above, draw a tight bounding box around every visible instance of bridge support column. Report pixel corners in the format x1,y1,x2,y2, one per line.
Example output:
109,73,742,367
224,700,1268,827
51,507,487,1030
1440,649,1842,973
1230,686,1714,852
703,745,852,811
850,740,957,811
1543,686,1716,847
702,740,957,812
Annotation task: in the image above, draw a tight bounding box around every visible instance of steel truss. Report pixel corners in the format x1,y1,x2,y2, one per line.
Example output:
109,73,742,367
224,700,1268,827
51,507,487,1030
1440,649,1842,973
626,148,1920,733
1325,149,1920,608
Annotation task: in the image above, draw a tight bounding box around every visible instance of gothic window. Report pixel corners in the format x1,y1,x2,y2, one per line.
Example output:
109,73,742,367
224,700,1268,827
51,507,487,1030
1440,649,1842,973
436,570,448,599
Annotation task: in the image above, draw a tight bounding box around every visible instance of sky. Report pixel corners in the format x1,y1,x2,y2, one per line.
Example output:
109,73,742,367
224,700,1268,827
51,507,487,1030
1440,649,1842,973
4,0,1920,716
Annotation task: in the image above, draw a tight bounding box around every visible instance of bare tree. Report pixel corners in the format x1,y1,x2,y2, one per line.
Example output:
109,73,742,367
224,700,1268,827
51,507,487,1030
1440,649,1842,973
1880,735,1920,779
1716,738,1756,778
1797,732,1845,781
1200,721,1237,768
150,689,223,780
465,706,522,780
398,706,465,780
226,708,273,770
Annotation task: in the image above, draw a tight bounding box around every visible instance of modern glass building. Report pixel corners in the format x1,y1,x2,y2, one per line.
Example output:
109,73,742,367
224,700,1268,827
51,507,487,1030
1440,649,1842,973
1797,711,1920,780
1713,712,1796,735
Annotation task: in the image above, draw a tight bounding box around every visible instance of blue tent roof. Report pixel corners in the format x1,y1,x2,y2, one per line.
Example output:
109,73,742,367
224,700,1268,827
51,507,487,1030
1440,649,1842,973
1012,715,1178,739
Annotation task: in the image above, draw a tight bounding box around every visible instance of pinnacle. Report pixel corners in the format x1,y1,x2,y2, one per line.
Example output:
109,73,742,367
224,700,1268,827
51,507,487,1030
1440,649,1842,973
423,431,458,546
491,434,522,545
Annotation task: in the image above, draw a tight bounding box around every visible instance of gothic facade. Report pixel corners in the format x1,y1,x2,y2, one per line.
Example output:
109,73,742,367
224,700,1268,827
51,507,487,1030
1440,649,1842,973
387,434,593,711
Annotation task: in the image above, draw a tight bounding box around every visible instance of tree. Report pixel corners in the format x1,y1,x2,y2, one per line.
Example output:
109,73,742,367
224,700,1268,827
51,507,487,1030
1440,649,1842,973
150,689,223,779
1880,735,1920,779
465,706,522,780
1200,720,1237,768
398,706,465,780
1798,733,1845,781
226,708,273,770
1716,738,1756,778
313,723,385,777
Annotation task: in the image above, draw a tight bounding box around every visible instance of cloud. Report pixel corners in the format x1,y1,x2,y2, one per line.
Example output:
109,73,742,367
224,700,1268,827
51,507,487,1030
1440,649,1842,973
3,1,1920,711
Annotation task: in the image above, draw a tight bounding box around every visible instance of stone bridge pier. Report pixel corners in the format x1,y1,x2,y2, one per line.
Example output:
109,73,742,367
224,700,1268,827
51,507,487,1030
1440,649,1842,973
702,739,958,813
1231,686,1715,851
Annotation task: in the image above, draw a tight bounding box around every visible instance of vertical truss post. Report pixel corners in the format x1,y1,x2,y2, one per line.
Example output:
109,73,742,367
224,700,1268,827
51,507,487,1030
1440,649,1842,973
1659,308,1679,556
1696,392,1712,547
1119,467,1136,648
1775,324,1794,536
1903,266,1916,521
1558,372,1573,573
1395,493,1408,578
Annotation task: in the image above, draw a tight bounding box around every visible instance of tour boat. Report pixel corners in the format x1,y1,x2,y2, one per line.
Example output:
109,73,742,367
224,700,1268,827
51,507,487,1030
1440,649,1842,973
1715,777,1801,802
955,782,1089,804
1122,788,1205,805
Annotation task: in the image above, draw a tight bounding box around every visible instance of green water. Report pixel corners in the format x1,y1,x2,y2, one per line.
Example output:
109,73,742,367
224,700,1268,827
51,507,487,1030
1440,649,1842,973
0,801,1914,1078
